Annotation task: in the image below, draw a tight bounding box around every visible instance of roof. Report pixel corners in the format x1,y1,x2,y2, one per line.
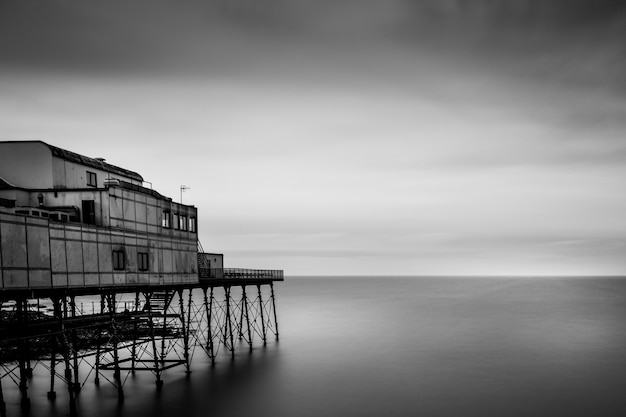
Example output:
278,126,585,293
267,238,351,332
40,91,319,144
1,141,144,182
0,177,15,190
46,143,144,182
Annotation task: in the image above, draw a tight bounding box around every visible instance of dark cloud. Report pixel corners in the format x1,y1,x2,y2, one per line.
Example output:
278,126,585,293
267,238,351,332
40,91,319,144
2,0,625,86
0,0,251,74
402,0,626,28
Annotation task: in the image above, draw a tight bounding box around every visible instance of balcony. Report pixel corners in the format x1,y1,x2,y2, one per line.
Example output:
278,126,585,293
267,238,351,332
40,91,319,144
197,253,283,282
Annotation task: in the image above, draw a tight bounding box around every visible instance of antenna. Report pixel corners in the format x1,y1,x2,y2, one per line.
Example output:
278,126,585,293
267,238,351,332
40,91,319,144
180,185,190,204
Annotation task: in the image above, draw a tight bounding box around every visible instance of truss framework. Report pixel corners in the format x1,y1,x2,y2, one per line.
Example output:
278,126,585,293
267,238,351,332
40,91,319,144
0,283,279,417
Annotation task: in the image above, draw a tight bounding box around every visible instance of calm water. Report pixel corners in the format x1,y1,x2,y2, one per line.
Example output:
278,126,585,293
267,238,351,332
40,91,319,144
5,276,626,416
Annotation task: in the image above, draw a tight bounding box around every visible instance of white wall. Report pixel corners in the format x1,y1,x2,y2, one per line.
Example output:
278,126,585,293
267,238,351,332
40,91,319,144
52,158,139,188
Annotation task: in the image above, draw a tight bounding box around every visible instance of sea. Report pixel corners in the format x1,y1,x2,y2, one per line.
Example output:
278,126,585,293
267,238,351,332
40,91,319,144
3,275,626,416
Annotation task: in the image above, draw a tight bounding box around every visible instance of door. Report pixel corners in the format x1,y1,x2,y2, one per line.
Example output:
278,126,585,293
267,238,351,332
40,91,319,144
82,200,96,225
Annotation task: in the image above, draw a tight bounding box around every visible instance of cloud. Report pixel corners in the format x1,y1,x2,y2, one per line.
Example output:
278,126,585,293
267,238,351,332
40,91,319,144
3,0,625,86
2,0,625,275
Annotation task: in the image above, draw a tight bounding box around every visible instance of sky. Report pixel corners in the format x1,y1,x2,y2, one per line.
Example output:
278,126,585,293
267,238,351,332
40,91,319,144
1,0,625,275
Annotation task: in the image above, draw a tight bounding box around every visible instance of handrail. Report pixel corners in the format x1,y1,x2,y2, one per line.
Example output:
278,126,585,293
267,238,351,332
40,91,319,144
223,268,284,280
197,252,284,281
197,266,283,281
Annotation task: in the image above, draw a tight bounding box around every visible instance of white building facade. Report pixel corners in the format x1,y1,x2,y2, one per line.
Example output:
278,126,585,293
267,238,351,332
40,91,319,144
0,141,220,290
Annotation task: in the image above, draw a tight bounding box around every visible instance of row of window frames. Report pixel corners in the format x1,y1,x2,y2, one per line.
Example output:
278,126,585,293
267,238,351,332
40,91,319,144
112,250,149,271
162,211,196,232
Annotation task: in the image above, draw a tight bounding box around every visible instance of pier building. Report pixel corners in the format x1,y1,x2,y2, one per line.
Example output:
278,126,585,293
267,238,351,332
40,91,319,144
0,141,283,416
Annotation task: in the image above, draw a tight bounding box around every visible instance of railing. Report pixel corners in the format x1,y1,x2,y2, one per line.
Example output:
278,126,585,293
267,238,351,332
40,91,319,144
223,268,284,280
197,252,283,281
198,266,283,281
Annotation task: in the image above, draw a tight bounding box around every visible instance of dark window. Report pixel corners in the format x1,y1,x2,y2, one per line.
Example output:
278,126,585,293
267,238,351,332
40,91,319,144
82,200,96,225
180,215,188,231
189,217,197,233
113,250,125,270
0,197,16,208
162,210,171,228
87,171,97,187
138,252,149,271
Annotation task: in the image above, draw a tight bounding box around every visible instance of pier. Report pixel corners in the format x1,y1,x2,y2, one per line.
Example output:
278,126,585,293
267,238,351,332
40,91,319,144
0,269,282,416
0,141,283,416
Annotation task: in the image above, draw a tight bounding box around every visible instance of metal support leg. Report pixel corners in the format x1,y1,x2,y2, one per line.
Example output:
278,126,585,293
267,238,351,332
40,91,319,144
24,300,33,379
203,287,216,364
270,283,280,341
131,292,140,374
0,363,7,417
257,285,267,345
62,335,77,417
70,296,80,394
179,290,191,374
57,299,77,417
160,291,169,362
94,295,105,386
17,299,30,413
48,334,57,400
187,290,193,370
238,290,245,340
144,292,163,389
224,287,235,359
109,294,124,403
242,286,253,351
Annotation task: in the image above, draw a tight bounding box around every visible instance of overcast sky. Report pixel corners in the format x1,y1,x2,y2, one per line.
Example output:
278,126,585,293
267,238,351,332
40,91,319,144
1,0,625,275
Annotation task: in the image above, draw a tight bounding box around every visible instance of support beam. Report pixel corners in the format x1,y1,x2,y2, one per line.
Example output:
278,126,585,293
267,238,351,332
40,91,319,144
257,285,267,345
17,299,30,413
47,333,57,400
55,298,77,417
0,363,7,417
108,294,124,403
270,283,280,341
224,287,235,359
203,287,216,364
70,296,81,394
179,290,191,375
145,291,163,389
242,286,253,351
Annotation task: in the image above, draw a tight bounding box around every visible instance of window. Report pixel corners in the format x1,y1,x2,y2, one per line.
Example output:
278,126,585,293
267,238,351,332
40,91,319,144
112,250,125,270
179,215,188,231
82,200,96,225
87,171,97,187
138,252,149,271
189,217,197,233
162,210,171,228
173,213,180,230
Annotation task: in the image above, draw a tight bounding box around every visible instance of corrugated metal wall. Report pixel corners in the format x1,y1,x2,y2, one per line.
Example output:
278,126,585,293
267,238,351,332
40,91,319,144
0,211,198,290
